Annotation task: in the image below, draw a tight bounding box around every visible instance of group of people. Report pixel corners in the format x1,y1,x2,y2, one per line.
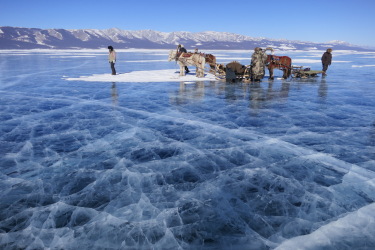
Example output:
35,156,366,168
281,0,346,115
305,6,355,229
250,47,333,81
106,45,333,78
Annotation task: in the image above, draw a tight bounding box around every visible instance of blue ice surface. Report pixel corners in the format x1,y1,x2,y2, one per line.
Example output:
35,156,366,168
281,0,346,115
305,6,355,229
0,49,374,250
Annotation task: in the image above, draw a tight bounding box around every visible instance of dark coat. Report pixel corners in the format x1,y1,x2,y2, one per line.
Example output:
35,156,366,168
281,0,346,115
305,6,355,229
179,47,187,53
321,52,332,65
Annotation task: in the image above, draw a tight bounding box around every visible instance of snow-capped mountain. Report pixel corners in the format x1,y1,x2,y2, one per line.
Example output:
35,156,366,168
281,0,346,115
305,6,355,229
0,26,370,51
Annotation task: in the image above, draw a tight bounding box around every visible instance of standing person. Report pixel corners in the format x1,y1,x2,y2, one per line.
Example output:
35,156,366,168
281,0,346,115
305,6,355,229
108,45,116,75
250,47,268,81
321,48,333,75
177,44,190,73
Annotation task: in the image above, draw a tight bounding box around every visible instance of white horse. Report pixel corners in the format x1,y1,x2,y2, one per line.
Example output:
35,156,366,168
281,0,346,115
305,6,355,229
168,50,206,78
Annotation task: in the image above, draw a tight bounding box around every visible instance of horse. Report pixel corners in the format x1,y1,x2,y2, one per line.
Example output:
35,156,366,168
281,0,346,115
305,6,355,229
267,55,292,80
168,50,206,78
265,48,292,80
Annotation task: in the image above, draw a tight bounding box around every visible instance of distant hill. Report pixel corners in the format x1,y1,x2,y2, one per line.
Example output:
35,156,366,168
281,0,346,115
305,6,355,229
0,26,372,51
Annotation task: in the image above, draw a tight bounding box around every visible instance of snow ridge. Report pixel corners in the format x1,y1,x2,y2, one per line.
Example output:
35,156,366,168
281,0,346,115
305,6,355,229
0,26,369,51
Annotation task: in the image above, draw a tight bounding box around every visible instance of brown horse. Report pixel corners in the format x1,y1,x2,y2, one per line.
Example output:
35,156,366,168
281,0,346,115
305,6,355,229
267,55,292,80
204,54,216,72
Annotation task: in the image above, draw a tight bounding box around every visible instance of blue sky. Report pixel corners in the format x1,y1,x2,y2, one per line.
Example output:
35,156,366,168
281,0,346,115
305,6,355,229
1,0,375,47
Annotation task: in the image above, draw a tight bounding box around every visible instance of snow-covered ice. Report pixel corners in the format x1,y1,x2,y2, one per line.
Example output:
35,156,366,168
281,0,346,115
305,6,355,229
0,49,374,250
64,69,217,82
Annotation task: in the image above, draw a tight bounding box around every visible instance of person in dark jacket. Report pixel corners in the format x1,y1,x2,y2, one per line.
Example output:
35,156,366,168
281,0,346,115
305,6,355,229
177,44,190,73
321,48,332,75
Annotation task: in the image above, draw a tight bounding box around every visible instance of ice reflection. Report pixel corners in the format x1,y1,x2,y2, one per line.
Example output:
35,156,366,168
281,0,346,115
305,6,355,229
170,80,294,112
111,82,118,106
318,78,328,100
266,81,290,100
169,81,206,105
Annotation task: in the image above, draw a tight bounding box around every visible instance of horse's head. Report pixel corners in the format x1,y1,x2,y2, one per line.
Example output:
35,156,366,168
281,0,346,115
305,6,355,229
216,64,226,74
168,50,177,61
265,47,274,55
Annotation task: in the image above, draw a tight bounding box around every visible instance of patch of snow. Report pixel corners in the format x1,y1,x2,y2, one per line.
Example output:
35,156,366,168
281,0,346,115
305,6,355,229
276,203,375,250
278,44,297,50
352,65,375,67
34,31,47,45
326,40,350,45
48,29,63,40
64,69,218,83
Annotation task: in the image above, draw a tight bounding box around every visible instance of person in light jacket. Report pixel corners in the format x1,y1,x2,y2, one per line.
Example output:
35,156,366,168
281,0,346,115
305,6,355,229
108,45,116,75
321,48,333,75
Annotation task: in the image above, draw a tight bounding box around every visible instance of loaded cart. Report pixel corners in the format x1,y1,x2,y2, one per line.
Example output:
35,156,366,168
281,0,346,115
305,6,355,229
215,61,251,82
292,66,325,78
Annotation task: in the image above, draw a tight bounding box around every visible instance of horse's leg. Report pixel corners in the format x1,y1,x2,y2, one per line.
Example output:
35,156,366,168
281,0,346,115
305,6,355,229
282,67,291,79
199,61,205,77
180,63,185,76
286,67,292,78
282,69,287,79
197,66,203,78
283,59,292,79
268,66,274,80
192,56,201,77
202,59,206,77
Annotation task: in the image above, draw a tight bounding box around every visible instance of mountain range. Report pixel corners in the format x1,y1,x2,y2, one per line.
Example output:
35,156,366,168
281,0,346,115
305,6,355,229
0,26,372,51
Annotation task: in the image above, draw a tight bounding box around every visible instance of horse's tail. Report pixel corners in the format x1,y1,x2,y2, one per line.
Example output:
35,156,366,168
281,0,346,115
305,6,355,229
168,50,176,61
284,57,292,78
284,56,292,67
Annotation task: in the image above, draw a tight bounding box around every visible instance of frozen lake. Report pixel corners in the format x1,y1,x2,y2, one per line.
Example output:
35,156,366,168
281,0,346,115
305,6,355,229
0,49,374,249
